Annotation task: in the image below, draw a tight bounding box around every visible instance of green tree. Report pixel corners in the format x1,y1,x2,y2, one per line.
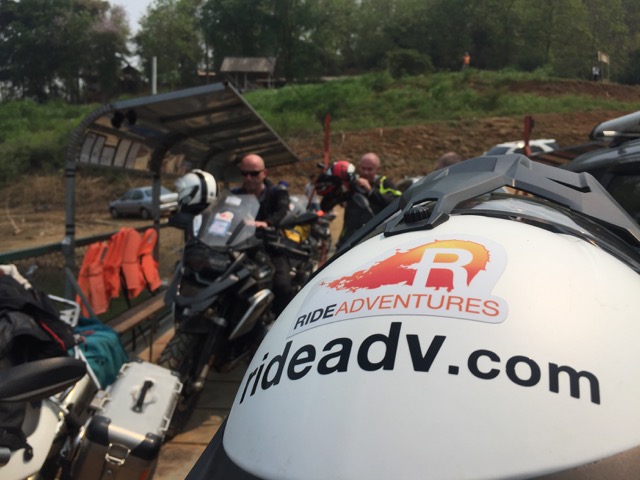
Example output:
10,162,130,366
383,0,432,54
135,0,205,89
200,0,275,71
466,0,522,70
85,4,131,101
0,0,71,101
515,0,590,77
260,0,314,80
619,0,640,83
584,0,628,80
350,0,397,71
200,0,356,81
418,0,472,70
295,0,360,78
0,0,129,102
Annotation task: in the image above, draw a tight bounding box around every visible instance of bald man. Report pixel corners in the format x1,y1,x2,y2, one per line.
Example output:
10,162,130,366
324,152,400,249
232,153,292,315
233,153,290,228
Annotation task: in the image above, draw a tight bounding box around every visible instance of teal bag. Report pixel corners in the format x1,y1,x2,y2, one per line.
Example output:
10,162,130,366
74,316,129,388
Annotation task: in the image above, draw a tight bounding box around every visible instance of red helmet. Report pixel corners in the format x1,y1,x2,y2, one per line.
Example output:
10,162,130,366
315,160,356,196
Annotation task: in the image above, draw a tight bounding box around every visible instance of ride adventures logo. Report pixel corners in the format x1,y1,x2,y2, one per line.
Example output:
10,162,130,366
289,235,509,337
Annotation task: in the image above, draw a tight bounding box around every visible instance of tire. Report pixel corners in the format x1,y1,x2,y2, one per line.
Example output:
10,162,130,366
110,207,119,219
157,332,206,440
140,208,151,220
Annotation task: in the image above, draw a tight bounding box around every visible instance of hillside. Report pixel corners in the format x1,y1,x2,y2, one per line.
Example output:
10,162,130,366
279,79,640,187
2,78,640,254
283,110,621,187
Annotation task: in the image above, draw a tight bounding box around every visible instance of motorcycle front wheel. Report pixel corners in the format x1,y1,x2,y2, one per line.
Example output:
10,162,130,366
157,331,207,440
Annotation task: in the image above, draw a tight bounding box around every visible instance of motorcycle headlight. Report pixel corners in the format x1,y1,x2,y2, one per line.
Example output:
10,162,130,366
206,250,232,272
184,244,231,274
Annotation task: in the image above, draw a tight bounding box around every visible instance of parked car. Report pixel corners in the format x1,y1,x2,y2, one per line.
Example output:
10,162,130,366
109,186,179,219
557,111,640,224
561,140,640,224
485,139,559,156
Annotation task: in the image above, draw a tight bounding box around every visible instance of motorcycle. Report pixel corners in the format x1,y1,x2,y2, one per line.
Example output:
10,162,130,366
0,292,179,480
291,195,336,271
0,291,99,480
0,356,87,480
160,191,319,438
309,207,336,266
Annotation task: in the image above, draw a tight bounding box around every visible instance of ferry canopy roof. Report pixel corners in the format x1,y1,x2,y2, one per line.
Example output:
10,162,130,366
67,82,299,182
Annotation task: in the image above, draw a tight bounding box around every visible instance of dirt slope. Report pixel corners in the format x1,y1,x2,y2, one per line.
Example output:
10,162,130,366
280,79,640,186
2,79,639,254
283,110,622,186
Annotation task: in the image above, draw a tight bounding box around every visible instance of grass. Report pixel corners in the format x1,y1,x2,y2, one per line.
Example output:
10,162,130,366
2,69,640,184
246,70,640,136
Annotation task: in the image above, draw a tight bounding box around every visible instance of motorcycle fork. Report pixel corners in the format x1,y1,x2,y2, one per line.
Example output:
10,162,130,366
191,321,223,392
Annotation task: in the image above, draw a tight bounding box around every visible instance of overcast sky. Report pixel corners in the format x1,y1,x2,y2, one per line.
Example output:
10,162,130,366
113,0,153,33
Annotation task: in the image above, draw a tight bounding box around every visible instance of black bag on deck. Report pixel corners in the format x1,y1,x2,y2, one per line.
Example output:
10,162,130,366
0,274,79,455
0,275,78,363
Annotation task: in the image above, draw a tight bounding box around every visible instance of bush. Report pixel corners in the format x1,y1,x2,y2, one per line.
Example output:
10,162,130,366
360,71,394,92
0,100,93,184
386,49,434,79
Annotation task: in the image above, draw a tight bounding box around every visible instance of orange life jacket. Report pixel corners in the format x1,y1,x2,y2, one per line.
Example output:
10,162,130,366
103,227,128,301
76,241,109,317
120,228,146,300
139,228,162,293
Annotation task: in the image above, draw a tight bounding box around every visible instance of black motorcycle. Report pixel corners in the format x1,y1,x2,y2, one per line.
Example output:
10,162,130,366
289,194,336,268
159,192,317,437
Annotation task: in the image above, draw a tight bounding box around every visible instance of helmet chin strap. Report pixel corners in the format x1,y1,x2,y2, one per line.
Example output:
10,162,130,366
193,170,208,201
180,185,199,207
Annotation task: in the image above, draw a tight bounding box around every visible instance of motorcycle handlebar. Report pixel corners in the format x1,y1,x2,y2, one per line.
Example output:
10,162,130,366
259,228,311,261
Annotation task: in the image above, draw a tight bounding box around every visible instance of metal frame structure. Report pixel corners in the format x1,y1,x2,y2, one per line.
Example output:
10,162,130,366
62,82,299,297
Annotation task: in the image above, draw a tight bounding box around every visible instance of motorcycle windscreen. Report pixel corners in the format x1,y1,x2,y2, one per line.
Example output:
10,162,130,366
198,193,260,247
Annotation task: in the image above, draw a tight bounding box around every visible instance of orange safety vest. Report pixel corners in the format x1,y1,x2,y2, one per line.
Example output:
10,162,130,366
76,242,109,317
103,227,128,301
139,228,162,293
120,228,146,300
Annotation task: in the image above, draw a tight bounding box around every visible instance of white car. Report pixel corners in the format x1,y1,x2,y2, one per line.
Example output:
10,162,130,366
485,139,559,156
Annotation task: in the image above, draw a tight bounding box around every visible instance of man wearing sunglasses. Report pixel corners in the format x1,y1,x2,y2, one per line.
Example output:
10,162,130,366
232,153,293,316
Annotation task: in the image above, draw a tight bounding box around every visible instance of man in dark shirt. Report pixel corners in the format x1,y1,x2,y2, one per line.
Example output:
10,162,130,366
232,154,292,316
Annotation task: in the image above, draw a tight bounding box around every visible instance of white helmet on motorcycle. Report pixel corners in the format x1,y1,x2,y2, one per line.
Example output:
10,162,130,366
175,169,218,212
187,155,640,479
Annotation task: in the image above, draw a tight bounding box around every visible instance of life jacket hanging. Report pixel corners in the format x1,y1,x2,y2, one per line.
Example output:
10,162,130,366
139,228,162,293
103,227,128,301
120,228,146,300
76,242,109,317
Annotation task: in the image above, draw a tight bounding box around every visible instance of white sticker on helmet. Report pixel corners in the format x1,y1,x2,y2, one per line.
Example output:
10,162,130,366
290,235,508,337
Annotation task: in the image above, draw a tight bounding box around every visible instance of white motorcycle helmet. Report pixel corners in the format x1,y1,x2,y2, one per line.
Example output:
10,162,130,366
187,155,640,479
175,169,218,213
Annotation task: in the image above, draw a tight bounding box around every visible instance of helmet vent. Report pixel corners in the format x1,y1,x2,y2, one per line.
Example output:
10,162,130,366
404,206,432,223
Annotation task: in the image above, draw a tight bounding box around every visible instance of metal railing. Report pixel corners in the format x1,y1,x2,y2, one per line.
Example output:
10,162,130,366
0,224,167,265
0,223,179,355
